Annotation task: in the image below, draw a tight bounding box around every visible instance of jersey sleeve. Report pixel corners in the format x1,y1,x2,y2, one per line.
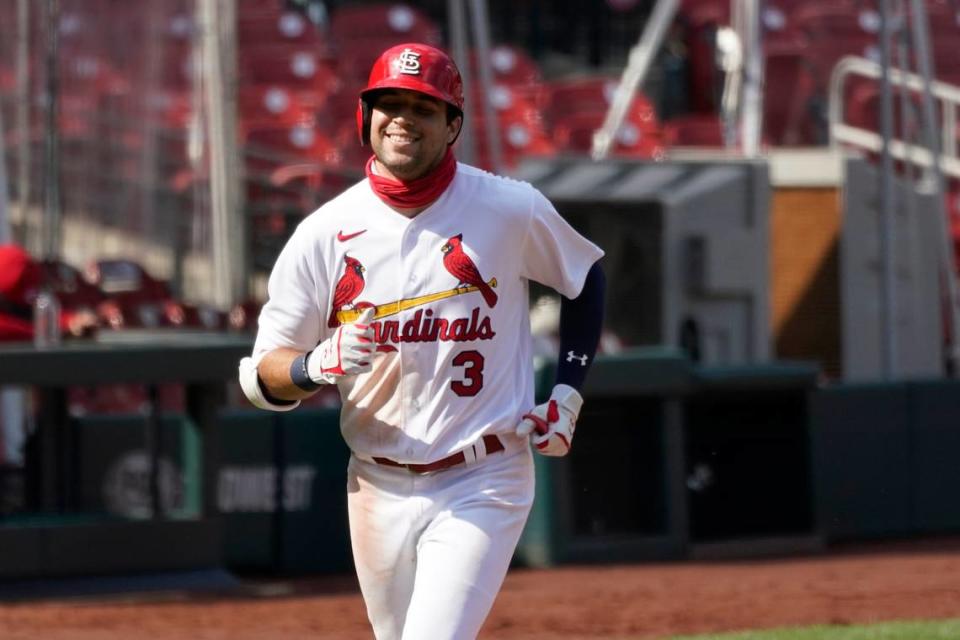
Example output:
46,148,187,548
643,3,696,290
520,187,605,299
252,224,325,365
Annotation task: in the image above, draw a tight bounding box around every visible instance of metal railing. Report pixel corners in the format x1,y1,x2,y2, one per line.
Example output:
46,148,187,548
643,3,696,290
828,53,960,375
828,55,960,178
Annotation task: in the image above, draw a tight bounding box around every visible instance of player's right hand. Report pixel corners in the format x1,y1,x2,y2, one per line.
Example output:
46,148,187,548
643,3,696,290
308,307,376,383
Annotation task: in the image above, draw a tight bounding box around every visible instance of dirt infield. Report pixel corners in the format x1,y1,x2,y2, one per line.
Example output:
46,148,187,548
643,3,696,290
3,537,960,640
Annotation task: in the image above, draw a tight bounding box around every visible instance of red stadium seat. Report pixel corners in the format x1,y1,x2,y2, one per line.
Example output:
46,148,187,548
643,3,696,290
471,44,542,87
761,0,832,35
844,79,928,141
0,64,12,93
471,92,556,169
238,85,323,131
545,76,659,132
544,76,661,157
545,76,618,120
328,4,442,82
243,124,342,176
240,45,339,94
792,2,882,41
237,0,285,21
763,36,819,145
948,185,960,273
552,111,664,159
925,3,960,37
679,0,729,25
481,120,556,169
329,3,440,42
805,33,880,88
663,113,726,146
238,10,329,50
467,45,547,112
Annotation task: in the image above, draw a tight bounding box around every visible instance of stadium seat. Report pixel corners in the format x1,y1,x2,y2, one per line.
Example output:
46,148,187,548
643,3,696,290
243,124,342,176
792,2,883,41
918,1,960,39
763,36,819,145
544,76,661,157
0,64,13,93
238,85,323,131
329,3,440,42
552,111,664,159
761,0,829,35
804,34,881,93
239,45,339,94
931,42,960,82
679,0,729,25
663,113,726,146
237,0,286,21
471,44,542,87
328,4,442,82
545,76,658,128
238,9,329,50
467,44,547,111
472,96,556,169
844,79,926,141
489,120,556,168
946,184,960,274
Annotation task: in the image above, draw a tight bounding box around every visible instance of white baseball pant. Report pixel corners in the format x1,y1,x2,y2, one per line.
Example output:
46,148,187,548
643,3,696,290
347,440,534,640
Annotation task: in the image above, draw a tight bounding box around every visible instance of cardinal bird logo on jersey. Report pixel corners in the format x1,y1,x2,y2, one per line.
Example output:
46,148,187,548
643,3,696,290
441,234,498,308
328,255,366,327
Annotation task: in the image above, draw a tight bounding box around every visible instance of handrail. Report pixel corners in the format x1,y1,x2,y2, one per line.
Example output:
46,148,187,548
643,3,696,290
828,55,960,177
829,52,960,376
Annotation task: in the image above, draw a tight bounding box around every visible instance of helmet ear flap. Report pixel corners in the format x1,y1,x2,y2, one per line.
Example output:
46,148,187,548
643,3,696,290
356,97,372,146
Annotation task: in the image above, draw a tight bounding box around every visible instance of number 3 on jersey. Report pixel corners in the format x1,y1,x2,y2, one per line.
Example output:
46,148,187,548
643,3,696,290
451,350,484,396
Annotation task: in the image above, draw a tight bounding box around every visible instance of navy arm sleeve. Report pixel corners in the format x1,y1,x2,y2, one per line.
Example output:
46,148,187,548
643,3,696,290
555,261,606,391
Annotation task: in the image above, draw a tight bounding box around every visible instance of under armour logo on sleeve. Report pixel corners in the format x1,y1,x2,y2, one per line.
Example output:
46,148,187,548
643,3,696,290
566,351,588,366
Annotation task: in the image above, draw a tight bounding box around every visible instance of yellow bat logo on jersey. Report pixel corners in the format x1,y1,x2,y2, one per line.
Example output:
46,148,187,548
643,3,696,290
336,278,497,324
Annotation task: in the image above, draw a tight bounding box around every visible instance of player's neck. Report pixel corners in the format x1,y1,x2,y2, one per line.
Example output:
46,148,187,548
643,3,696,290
367,151,456,217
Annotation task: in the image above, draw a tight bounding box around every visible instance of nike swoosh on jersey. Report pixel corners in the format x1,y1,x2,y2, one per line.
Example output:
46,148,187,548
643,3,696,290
337,229,367,242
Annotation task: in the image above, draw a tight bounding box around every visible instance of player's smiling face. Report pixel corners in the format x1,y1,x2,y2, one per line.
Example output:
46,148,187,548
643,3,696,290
370,89,461,181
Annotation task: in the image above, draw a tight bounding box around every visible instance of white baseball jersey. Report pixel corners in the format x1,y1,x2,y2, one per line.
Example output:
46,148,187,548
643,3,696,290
253,162,604,464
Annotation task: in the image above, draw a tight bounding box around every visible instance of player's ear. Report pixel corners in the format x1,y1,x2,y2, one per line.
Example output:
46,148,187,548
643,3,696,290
447,114,463,145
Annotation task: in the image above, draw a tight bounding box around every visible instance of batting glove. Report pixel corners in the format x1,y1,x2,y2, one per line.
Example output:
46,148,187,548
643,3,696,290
307,307,376,384
516,384,584,457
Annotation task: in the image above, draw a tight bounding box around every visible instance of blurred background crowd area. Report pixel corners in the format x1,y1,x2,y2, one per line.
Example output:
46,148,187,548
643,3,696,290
1,0,959,345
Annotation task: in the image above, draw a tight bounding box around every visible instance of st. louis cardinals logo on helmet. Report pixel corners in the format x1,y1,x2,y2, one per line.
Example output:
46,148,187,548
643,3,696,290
396,48,422,75
356,42,464,146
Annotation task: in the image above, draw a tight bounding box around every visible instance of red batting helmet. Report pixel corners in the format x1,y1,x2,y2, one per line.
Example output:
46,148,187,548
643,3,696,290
356,43,465,146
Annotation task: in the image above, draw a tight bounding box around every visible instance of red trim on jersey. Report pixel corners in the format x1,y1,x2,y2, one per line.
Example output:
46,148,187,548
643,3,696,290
365,149,457,209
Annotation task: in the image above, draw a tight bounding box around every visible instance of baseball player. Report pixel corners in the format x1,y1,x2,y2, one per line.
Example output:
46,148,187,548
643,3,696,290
239,43,606,640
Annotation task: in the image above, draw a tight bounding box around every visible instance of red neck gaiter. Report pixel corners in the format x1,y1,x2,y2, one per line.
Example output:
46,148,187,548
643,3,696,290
366,149,457,209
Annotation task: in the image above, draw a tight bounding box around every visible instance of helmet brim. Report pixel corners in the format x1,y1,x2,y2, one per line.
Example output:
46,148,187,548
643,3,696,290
360,77,462,112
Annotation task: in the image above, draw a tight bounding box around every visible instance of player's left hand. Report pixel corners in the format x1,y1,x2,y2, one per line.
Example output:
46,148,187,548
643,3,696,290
515,384,584,457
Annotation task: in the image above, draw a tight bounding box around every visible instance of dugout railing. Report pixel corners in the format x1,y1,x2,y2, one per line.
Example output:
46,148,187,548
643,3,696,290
0,332,249,580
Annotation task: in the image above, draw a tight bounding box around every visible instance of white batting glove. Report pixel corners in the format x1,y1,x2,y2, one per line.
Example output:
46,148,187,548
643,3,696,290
307,307,376,383
516,384,584,457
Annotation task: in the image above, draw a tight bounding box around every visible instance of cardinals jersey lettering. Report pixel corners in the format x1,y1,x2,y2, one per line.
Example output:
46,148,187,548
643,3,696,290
253,163,604,464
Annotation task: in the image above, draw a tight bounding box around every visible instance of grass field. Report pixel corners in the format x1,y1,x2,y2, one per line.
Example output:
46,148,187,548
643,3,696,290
668,619,960,640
